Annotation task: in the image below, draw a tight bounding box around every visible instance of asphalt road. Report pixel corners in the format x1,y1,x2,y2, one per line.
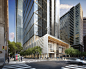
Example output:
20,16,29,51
26,61,70,69
0,65,3,69
1,61,86,69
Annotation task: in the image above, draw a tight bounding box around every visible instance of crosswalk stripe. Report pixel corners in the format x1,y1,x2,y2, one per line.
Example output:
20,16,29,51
62,65,86,69
2,63,36,69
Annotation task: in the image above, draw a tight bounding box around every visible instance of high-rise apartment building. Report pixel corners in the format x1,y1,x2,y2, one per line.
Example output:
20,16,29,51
0,0,9,62
15,0,23,45
60,3,83,51
83,17,86,51
23,0,60,48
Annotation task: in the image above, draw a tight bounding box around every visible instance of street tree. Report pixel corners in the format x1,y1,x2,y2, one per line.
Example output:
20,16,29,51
65,47,77,56
32,46,42,58
8,41,23,56
20,46,42,58
15,42,23,53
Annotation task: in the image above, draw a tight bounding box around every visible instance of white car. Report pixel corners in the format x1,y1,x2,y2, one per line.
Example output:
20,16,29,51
67,58,86,65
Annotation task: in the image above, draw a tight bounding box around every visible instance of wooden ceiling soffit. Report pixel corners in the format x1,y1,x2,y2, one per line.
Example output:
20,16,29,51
48,36,69,47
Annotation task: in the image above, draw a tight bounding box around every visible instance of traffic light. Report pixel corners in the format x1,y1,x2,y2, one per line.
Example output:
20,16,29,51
2,46,4,50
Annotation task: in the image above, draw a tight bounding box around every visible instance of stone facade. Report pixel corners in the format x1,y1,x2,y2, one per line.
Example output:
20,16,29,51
0,0,9,62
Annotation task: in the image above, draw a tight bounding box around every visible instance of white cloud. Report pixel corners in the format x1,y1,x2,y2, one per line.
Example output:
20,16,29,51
60,4,73,9
10,32,14,40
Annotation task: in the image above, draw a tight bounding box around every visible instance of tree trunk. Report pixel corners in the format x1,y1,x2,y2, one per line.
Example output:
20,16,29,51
15,50,16,55
14,50,16,61
34,54,35,58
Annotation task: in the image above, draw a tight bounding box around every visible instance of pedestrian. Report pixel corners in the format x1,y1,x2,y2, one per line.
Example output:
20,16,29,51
7,56,9,63
21,56,22,62
83,56,84,60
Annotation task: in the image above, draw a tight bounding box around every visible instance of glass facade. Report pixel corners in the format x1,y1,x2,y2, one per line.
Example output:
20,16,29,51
60,13,70,44
83,18,86,51
16,0,23,45
83,18,86,36
23,0,47,45
23,0,60,48
74,4,80,45
69,7,74,45
48,0,60,38
60,3,83,47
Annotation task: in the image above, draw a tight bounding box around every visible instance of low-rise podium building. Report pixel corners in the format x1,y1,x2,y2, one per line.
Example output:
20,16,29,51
25,34,69,58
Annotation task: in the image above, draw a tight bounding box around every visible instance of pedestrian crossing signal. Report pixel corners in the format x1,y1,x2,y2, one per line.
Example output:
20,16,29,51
2,46,4,50
2,46,7,50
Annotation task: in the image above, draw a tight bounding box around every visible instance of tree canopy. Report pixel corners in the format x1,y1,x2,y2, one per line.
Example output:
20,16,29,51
20,46,42,57
8,41,23,56
65,47,86,57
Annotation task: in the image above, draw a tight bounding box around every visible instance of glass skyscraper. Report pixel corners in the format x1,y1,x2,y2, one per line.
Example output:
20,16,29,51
48,0,60,38
15,0,23,45
23,0,60,49
83,17,86,52
60,3,83,51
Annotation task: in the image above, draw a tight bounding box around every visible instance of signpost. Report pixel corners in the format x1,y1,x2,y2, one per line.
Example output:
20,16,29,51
2,46,5,64
2,46,7,64
2,46,4,50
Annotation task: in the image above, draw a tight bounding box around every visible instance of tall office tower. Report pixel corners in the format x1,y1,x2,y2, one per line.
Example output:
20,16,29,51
15,0,23,46
48,0,60,38
60,3,83,51
83,17,86,51
0,0,9,62
83,17,86,37
23,0,60,49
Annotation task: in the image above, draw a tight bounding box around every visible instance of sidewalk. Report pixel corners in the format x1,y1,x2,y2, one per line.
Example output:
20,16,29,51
5,58,26,64
5,58,67,65
5,58,50,65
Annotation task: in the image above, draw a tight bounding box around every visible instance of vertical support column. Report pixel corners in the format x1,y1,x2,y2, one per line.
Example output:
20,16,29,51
54,53,56,58
34,35,35,47
54,43,56,58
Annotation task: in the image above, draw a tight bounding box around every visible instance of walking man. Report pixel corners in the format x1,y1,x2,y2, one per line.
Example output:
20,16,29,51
7,56,9,63
21,56,22,62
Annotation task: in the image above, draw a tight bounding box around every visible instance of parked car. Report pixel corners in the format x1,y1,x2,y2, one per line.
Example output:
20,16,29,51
67,58,86,65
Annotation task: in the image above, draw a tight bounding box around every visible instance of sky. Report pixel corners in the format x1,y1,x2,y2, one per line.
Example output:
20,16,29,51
60,0,86,17
8,0,86,41
9,0,15,41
